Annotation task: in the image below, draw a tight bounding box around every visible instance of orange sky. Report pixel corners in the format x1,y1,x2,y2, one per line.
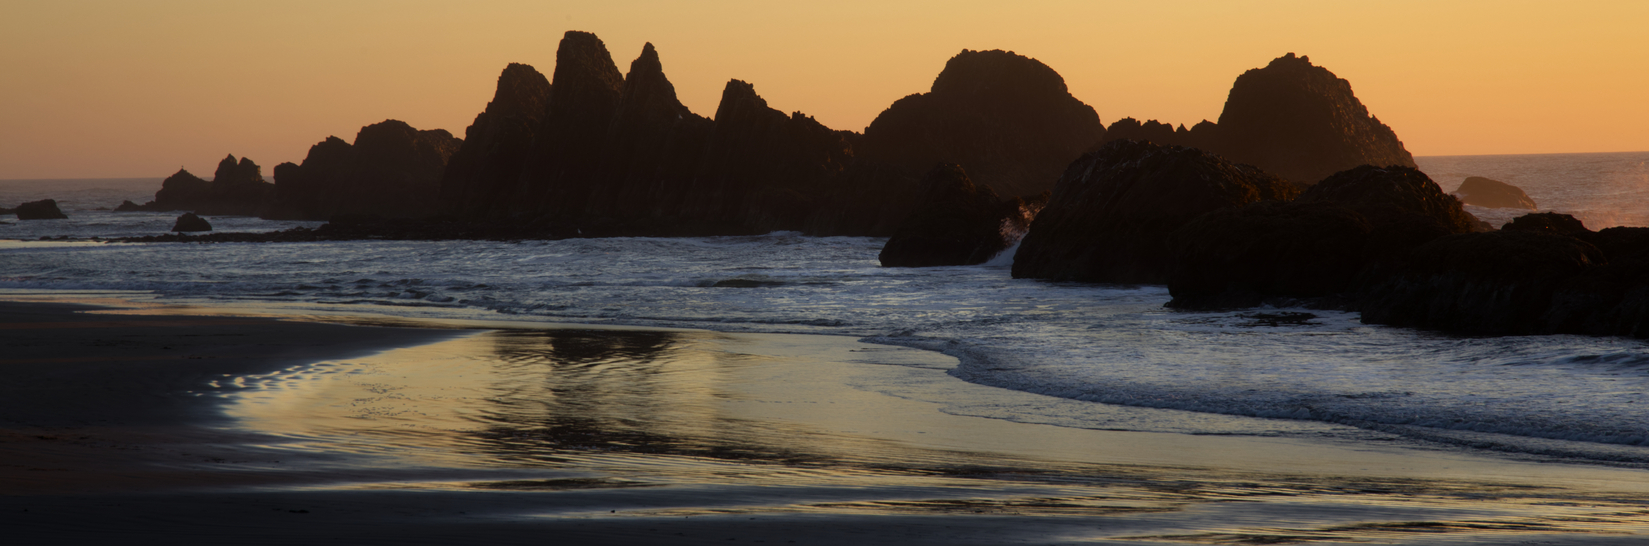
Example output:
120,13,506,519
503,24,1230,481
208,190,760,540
2,0,1645,179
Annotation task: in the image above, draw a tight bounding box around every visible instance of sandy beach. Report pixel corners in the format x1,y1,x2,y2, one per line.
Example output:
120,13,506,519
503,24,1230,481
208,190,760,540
4,297,1649,545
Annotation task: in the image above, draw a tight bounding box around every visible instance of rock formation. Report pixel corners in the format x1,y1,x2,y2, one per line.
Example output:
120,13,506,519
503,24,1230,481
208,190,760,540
1011,139,1298,284
439,63,554,217
1294,165,1487,255
1167,200,1372,308
878,164,1044,267
171,212,212,232
268,120,463,220
121,157,275,216
1165,165,1482,309
1210,53,1415,184
1357,230,1606,335
13,199,68,220
436,33,1114,237
1453,176,1537,210
859,49,1105,198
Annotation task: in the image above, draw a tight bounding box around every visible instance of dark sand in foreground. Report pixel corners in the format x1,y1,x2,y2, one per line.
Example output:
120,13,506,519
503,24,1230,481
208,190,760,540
4,299,1649,545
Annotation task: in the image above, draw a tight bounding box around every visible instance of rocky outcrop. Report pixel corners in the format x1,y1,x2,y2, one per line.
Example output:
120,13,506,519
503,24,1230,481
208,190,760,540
878,164,1044,267
1296,165,1487,254
860,49,1104,198
1453,176,1537,210
13,199,68,220
171,212,211,232
123,158,275,215
1357,230,1606,335
1010,139,1299,284
1351,212,1649,337
1167,201,1371,308
267,120,463,220
439,63,553,217
1212,53,1415,184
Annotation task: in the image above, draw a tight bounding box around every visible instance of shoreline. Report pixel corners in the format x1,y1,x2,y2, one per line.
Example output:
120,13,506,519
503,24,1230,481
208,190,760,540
4,293,1649,543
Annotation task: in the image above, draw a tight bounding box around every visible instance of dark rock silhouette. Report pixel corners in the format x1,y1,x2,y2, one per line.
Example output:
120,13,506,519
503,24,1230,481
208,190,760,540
860,49,1104,198
879,164,1044,267
1357,230,1605,335
1167,200,1371,308
1102,118,1219,150
14,199,68,220
1453,176,1537,210
124,158,275,215
1212,53,1415,184
439,63,554,217
1544,225,1649,337
171,212,212,232
1165,165,1483,309
1011,139,1298,284
1502,211,1589,236
268,120,462,220
438,32,925,237
113,200,145,212
1295,165,1486,256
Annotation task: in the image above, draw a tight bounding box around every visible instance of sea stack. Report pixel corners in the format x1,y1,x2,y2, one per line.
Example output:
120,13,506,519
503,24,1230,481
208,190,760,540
171,212,212,232
1011,139,1298,284
438,63,554,218
860,49,1104,198
1211,53,1415,184
1454,176,1537,210
13,199,69,220
269,119,463,220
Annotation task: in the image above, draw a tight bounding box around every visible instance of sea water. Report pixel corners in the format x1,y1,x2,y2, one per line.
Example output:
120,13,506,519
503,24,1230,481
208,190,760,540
3,152,1648,467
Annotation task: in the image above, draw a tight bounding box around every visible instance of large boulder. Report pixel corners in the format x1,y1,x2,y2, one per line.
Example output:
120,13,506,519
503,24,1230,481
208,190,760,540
860,49,1105,198
1212,53,1415,184
171,212,212,232
879,164,1043,267
1296,165,1486,257
1453,176,1536,210
14,199,68,220
1011,139,1299,284
1167,200,1372,308
1357,230,1605,335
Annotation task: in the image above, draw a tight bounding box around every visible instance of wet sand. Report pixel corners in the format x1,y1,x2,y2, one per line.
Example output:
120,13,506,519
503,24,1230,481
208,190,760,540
4,298,1649,544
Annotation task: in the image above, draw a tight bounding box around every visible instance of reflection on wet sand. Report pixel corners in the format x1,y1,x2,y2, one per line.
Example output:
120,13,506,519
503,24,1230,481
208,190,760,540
222,327,1649,544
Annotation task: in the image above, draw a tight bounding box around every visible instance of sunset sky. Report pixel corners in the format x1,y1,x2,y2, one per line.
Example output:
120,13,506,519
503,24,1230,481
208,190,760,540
2,0,1645,179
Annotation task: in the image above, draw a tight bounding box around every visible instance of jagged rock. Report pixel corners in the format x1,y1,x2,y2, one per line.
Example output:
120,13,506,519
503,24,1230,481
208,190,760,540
515,31,627,215
1357,230,1605,335
439,63,553,217
1101,118,1220,151
860,49,1104,198
1167,200,1371,308
1213,53,1415,184
1454,176,1536,210
268,120,462,220
879,164,1043,267
113,200,147,212
1011,139,1299,284
1296,165,1485,258
581,42,714,229
171,212,211,232
142,158,274,215
14,199,68,220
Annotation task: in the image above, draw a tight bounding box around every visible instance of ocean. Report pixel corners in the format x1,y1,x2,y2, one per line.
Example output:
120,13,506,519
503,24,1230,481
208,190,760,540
3,151,1648,468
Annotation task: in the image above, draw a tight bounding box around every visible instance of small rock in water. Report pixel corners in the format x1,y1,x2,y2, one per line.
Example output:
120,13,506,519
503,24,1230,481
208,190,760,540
172,212,212,232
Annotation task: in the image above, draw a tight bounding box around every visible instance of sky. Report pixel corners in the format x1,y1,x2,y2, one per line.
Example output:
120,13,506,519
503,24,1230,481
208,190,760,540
2,0,1646,179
